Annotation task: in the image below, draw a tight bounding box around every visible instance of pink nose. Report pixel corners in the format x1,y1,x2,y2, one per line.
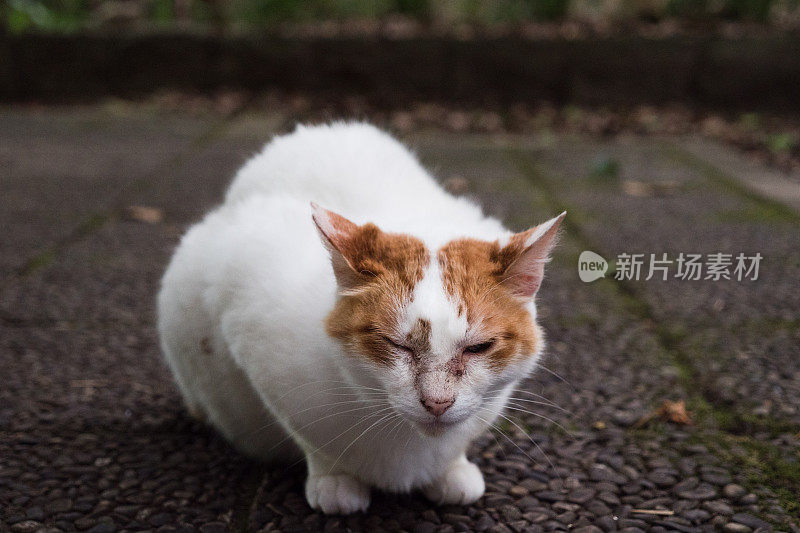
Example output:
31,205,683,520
421,396,454,416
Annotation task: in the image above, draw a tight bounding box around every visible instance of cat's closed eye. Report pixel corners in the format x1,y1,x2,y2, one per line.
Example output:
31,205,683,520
463,340,495,354
382,336,414,353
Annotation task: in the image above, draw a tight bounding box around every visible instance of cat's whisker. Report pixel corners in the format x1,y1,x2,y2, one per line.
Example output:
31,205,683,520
493,411,560,478
506,398,572,417
306,390,389,401
297,406,398,466
326,412,401,474
369,413,404,450
285,397,388,420
475,412,508,460
307,389,389,398
229,388,388,440
503,402,574,436
235,404,378,447
484,395,570,414
387,414,407,442
482,393,565,412
318,383,387,393
535,363,574,389
510,388,562,404
399,414,419,456
474,412,539,467
272,380,387,401
285,403,393,436
508,387,571,411
314,383,385,390
236,400,390,444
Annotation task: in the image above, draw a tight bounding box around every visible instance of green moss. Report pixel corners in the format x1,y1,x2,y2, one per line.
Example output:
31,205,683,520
737,316,800,334
767,132,798,155
588,157,622,183
663,146,800,224
633,425,800,525
714,205,798,223
17,248,56,275
703,432,800,524
75,212,109,237
13,212,111,278
713,407,800,437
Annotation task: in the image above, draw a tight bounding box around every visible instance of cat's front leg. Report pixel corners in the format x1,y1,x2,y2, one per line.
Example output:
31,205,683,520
304,455,371,514
423,454,485,505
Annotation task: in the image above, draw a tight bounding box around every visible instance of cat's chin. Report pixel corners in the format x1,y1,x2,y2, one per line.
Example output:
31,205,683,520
415,418,463,437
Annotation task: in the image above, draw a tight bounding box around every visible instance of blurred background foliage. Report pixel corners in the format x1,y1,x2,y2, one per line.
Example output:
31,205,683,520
3,0,800,34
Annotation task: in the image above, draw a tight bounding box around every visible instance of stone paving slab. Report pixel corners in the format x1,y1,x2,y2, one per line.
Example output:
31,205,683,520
0,111,277,323
673,136,800,214
0,108,216,278
1,108,798,533
520,136,800,426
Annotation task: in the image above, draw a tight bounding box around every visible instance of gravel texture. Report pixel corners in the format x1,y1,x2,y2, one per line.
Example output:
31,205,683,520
1,106,797,532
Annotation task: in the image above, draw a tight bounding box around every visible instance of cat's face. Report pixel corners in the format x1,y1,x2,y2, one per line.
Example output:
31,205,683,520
314,204,563,436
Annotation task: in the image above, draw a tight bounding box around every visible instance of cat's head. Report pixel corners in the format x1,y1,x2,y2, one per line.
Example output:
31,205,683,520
313,203,564,436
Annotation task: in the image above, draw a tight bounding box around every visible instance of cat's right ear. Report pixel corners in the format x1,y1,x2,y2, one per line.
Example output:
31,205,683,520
311,203,369,290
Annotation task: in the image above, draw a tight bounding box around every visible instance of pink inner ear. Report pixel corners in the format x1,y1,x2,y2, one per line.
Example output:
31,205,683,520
310,202,366,289
506,271,544,298
500,212,565,298
502,256,547,298
311,202,357,251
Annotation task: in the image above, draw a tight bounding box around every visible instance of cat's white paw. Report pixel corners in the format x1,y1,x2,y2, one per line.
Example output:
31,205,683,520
423,459,485,505
305,474,371,514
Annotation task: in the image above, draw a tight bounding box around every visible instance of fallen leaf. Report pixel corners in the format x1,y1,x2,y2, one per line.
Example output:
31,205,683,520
125,205,164,224
443,175,469,195
622,180,653,197
634,400,692,428
622,180,680,197
659,399,692,425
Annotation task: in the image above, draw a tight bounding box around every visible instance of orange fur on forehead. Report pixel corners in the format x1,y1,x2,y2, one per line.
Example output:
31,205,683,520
335,223,429,285
324,225,430,365
315,205,429,288
438,238,538,368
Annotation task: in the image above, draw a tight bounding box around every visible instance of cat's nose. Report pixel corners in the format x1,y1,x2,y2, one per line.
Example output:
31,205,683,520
421,396,454,416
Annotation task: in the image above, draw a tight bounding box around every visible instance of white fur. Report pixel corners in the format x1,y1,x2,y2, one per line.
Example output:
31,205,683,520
157,122,548,513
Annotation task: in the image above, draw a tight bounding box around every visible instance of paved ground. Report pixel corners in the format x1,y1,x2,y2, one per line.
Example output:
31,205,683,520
1,105,798,533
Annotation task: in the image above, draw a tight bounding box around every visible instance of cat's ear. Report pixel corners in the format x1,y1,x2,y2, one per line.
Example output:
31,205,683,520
499,212,565,298
311,203,370,290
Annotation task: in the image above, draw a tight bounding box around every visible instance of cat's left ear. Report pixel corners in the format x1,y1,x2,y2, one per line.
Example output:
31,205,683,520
311,202,371,290
499,212,566,298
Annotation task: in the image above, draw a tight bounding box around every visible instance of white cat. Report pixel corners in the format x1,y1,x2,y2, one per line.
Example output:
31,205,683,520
157,122,563,514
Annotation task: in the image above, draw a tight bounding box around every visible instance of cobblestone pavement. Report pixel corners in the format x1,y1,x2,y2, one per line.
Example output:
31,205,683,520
1,107,798,533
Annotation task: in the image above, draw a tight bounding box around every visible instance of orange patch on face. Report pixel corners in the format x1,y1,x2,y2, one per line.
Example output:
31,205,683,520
438,238,539,369
325,227,430,365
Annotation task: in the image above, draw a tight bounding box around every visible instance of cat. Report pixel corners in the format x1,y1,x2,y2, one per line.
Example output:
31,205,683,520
157,122,564,514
